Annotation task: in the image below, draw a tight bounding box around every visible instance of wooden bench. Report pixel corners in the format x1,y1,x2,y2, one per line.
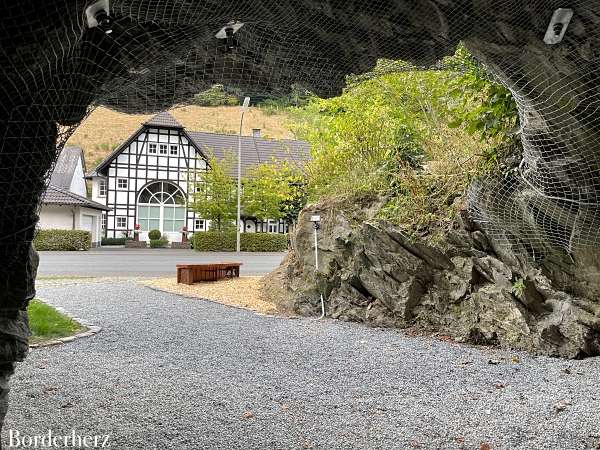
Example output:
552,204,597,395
176,262,242,285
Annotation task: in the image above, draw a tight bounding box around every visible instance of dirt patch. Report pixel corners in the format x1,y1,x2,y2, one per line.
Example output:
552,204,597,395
141,276,293,316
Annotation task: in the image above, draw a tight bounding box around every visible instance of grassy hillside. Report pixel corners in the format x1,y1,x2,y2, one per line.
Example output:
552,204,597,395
67,105,294,170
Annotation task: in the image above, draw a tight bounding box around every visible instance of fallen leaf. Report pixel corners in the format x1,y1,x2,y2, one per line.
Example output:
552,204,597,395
409,441,422,448
242,410,255,419
511,355,520,363
480,443,492,450
494,381,506,389
455,436,465,444
554,399,571,412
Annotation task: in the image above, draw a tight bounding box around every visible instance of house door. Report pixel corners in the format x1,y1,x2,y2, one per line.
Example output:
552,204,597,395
137,181,186,243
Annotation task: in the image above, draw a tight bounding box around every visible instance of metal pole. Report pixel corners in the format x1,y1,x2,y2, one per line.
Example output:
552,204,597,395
237,97,250,253
314,223,325,319
236,111,244,253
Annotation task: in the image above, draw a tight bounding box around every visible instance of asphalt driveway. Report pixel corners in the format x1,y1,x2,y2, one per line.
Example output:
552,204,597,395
37,247,286,277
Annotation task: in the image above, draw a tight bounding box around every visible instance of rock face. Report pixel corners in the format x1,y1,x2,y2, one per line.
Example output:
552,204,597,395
267,198,600,358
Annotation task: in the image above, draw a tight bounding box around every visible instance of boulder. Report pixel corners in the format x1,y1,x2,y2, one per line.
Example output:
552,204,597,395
266,198,600,358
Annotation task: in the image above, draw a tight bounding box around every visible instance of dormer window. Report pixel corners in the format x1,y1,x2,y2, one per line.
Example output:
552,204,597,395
159,144,168,155
148,143,157,154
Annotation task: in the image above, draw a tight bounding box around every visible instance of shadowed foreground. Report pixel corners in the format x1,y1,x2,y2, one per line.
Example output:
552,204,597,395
3,280,600,450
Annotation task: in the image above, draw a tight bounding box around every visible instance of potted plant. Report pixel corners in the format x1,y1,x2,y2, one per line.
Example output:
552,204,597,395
133,223,141,241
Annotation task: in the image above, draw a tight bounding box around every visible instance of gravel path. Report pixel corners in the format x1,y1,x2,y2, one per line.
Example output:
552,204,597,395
3,280,600,450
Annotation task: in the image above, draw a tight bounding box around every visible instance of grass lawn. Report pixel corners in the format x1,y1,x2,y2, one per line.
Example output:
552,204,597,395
28,300,84,345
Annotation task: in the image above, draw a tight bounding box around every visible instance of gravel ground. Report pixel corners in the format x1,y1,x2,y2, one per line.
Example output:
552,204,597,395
3,280,600,450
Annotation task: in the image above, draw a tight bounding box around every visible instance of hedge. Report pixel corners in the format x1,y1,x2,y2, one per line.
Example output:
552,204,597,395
192,232,288,252
149,238,169,248
101,237,128,246
34,229,91,251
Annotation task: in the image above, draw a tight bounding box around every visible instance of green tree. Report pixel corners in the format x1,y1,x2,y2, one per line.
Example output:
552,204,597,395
190,153,237,231
243,160,306,224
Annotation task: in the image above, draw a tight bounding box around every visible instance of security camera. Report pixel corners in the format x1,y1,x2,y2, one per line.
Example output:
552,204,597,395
86,0,113,34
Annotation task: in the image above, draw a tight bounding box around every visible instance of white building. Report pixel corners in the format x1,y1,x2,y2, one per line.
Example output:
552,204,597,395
88,111,310,242
39,147,109,247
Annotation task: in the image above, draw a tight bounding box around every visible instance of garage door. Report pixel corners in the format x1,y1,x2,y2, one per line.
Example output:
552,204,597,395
81,215,94,234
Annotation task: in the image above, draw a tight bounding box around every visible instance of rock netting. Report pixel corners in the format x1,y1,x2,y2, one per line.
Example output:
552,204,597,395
266,198,600,358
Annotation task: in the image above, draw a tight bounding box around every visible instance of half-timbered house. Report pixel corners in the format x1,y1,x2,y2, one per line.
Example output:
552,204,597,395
88,111,310,242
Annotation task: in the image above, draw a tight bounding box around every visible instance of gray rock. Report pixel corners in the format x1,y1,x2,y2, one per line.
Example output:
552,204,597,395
266,198,600,358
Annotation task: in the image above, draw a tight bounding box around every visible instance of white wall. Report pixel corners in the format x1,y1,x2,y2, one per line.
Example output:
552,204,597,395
70,154,88,197
38,205,75,230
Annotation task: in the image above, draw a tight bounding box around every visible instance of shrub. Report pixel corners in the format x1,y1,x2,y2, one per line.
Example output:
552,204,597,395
149,239,169,248
193,232,288,252
34,229,91,251
101,237,127,246
148,229,162,240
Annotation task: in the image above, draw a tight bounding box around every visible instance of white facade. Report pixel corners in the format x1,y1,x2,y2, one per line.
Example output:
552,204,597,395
91,126,207,242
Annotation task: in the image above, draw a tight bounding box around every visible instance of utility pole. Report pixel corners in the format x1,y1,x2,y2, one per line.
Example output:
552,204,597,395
237,96,251,253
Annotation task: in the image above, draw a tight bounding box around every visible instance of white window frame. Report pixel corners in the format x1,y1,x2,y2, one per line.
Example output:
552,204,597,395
98,179,107,197
148,143,157,154
170,145,179,156
268,220,278,234
116,216,127,229
101,214,107,230
159,144,168,155
117,178,128,190
194,219,205,231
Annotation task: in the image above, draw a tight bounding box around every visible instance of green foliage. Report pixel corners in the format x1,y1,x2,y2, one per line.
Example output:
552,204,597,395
446,46,521,173
101,237,128,245
192,232,288,252
289,48,518,242
244,160,307,222
28,299,83,344
193,84,239,107
149,238,169,248
148,229,162,240
191,153,238,232
512,278,526,299
34,229,91,251
191,152,307,227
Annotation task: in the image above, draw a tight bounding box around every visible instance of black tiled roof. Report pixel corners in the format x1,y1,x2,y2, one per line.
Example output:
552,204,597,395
143,111,183,129
187,131,310,177
42,185,109,211
49,146,84,190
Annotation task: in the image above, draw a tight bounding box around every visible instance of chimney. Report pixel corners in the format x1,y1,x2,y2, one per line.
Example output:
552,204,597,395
252,128,261,138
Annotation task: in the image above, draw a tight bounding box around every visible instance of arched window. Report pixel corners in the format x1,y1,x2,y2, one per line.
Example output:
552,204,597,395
137,181,186,233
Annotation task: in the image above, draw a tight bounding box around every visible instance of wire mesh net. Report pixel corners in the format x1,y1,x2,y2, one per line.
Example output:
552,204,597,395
1,0,599,265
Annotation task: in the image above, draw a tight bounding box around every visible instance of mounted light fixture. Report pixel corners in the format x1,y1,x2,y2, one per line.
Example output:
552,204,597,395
544,8,573,45
86,0,113,34
215,21,245,51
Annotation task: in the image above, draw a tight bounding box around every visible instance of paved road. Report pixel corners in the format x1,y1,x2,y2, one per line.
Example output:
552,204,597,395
4,280,600,449
37,248,286,277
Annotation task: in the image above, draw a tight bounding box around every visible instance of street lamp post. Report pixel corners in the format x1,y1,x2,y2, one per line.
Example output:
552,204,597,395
237,96,251,253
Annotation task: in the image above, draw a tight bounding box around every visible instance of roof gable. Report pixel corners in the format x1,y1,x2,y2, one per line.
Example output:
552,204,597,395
49,146,84,190
144,111,183,129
